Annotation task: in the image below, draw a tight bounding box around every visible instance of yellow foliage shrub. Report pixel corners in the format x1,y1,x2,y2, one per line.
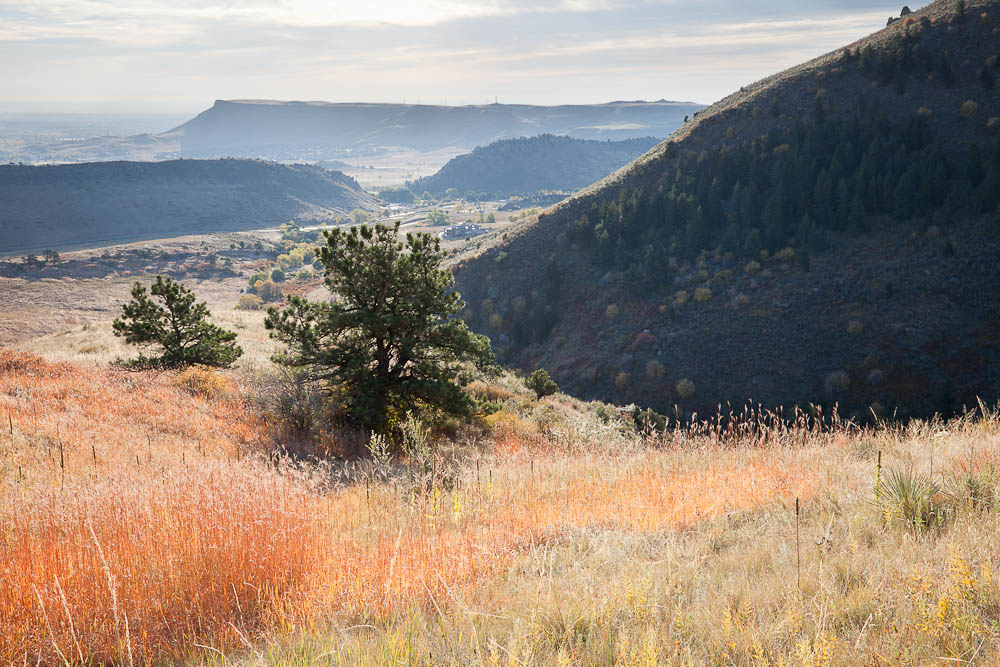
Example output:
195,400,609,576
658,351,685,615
694,287,712,303
675,378,696,399
174,367,235,400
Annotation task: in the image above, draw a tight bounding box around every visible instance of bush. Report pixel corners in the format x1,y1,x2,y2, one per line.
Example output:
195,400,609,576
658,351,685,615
694,287,712,303
825,370,851,394
174,367,235,399
271,268,286,283
675,378,696,399
961,100,980,116
525,369,559,400
847,320,864,335
645,360,665,379
615,372,630,391
256,280,284,303
673,290,689,307
604,304,621,318
237,294,265,311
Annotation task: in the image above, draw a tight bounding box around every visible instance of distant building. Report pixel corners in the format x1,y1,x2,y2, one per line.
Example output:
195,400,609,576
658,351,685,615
439,222,486,240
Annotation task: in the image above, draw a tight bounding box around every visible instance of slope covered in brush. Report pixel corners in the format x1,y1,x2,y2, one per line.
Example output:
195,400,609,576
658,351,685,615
0,159,376,253
409,135,661,198
453,0,1000,421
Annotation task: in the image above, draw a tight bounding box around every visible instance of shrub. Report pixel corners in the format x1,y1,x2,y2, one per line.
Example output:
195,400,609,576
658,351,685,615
714,269,733,283
733,293,751,308
847,320,864,335
673,290,689,307
694,287,712,303
489,313,504,329
604,304,621,318
774,247,795,262
675,378,696,399
825,370,851,394
745,260,761,273
525,369,559,400
632,406,666,433
645,360,665,380
174,367,235,399
467,380,516,404
614,372,630,391
961,100,980,116
256,280,284,303
237,294,265,311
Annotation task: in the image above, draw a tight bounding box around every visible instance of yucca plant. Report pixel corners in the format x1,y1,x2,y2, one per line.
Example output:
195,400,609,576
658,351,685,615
874,466,950,530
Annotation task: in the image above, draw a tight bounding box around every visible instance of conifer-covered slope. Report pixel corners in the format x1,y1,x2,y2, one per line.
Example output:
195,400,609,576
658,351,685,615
0,159,376,254
409,135,661,198
453,0,1000,421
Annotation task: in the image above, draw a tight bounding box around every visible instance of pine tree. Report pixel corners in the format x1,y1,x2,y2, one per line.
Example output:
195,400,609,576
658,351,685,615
525,369,559,400
265,222,495,434
113,276,242,369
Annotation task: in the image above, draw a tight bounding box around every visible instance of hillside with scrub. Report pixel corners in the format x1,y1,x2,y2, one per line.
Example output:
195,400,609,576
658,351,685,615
0,159,376,254
452,0,1000,423
409,135,661,199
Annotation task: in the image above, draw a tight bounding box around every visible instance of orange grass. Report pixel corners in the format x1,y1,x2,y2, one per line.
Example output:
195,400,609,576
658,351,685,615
0,351,820,664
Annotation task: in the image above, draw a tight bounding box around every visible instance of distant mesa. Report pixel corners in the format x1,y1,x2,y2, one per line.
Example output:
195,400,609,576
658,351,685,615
168,99,703,158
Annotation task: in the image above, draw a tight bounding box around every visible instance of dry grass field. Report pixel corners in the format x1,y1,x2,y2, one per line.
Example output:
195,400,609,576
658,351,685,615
3,333,1000,664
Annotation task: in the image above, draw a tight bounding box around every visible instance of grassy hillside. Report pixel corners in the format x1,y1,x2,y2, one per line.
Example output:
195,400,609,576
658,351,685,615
453,0,1000,422
0,159,375,254
4,347,1000,663
409,135,661,198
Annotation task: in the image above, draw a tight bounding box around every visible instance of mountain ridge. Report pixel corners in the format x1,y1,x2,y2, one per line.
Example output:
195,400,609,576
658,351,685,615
453,0,1000,422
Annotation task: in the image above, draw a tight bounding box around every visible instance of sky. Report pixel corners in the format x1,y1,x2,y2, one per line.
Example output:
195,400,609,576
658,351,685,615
0,0,913,115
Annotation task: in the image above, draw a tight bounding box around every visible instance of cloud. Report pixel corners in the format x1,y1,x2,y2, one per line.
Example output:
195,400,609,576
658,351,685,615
0,0,911,110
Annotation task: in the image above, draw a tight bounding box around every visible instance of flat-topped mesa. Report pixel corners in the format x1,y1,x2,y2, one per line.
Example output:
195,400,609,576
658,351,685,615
167,100,705,156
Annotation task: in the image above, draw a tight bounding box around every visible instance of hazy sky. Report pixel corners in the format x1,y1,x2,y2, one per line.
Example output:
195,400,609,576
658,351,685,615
1,0,912,114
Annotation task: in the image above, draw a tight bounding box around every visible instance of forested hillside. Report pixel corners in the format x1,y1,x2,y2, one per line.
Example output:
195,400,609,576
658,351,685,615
0,159,375,253
409,135,660,198
453,0,1000,422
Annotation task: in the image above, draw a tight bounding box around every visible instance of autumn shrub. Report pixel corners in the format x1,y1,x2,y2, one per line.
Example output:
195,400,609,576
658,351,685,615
467,380,516,404
825,370,851,394
847,320,864,335
237,294,265,310
676,378,696,399
694,287,712,303
645,360,666,379
174,366,235,399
